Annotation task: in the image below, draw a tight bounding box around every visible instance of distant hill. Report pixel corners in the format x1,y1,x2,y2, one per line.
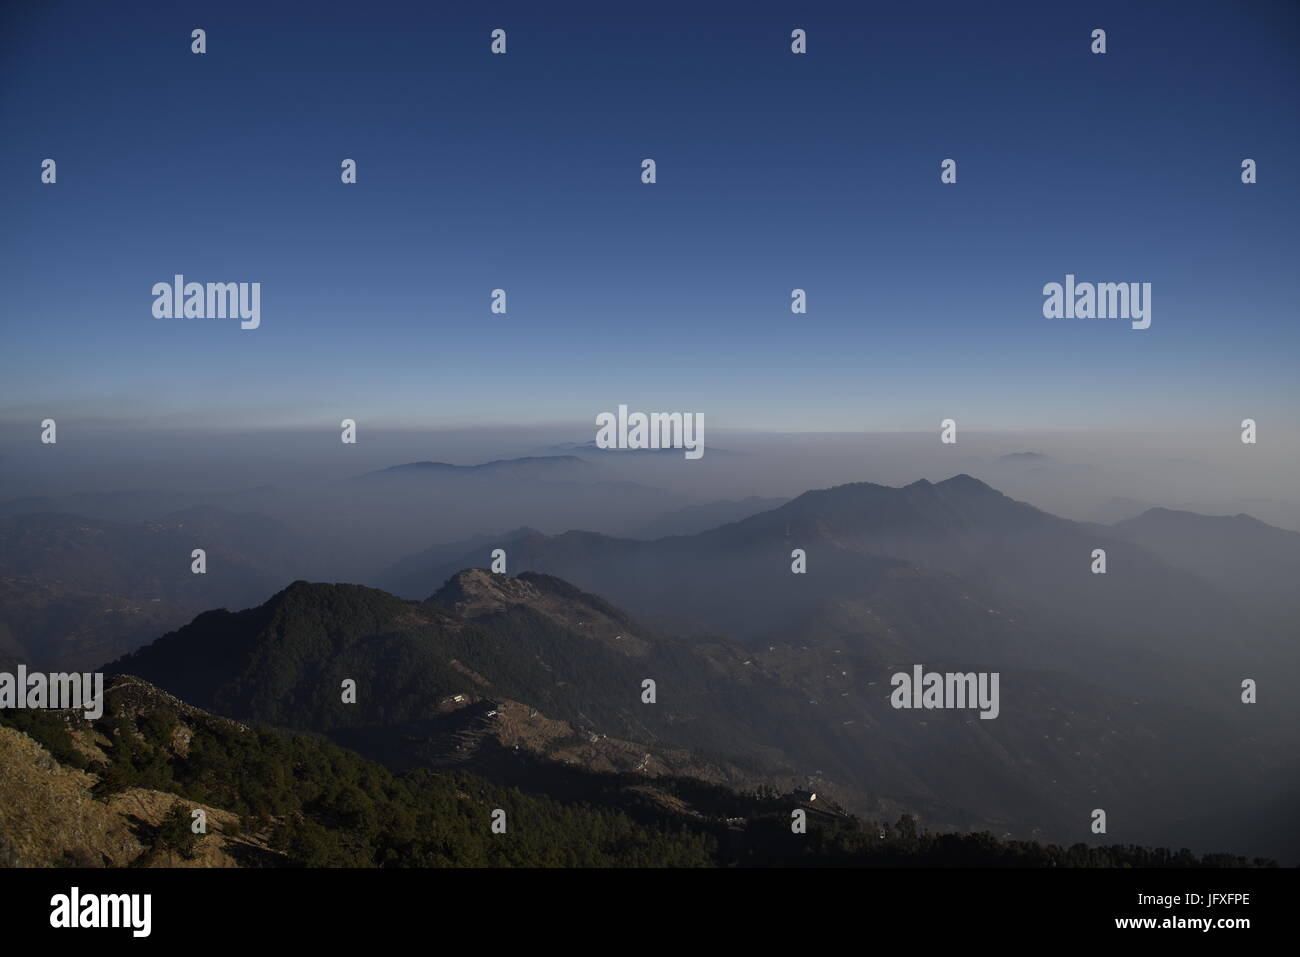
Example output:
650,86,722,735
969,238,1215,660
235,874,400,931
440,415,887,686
1110,507,1300,628
391,475,1275,670
336,454,696,547
997,452,1050,463
0,509,304,670
360,455,596,481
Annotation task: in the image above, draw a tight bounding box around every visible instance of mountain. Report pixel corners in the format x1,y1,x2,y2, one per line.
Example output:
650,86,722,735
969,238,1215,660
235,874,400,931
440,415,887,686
109,573,789,789
11,473,1295,860
360,455,597,482
0,455,717,671
392,476,1278,673
1109,508,1300,629
107,567,1299,859
5,674,1262,868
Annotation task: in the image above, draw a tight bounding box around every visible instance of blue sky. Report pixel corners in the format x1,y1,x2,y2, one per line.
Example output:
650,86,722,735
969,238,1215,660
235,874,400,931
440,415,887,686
2,0,1297,432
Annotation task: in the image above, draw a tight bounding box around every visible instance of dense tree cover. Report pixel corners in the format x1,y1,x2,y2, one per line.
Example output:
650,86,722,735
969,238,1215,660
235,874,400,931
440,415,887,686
110,581,859,778
0,706,84,767
735,812,1276,868
1,704,1274,868
3,702,713,868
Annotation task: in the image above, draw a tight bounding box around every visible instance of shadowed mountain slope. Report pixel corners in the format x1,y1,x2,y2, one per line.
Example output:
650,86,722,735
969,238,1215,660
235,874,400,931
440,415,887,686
107,567,1299,860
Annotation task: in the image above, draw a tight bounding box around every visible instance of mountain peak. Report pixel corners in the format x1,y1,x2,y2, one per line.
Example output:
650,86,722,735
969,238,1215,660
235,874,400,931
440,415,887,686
427,568,649,654
429,567,598,614
430,567,526,613
935,473,995,493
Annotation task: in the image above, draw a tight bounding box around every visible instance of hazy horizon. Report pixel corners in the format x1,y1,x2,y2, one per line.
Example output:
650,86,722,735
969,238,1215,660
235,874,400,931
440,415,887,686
2,423,1296,520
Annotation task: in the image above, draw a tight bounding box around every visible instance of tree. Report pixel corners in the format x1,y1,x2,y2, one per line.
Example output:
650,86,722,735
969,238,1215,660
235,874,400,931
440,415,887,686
157,802,200,859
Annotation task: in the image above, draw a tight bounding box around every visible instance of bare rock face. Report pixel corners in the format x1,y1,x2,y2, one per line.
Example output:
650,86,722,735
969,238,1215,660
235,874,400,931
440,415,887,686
431,568,652,657
430,567,532,617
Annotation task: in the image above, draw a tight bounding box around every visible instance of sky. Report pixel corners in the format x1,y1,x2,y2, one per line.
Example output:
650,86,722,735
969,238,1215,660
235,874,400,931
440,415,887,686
2,0,1298,434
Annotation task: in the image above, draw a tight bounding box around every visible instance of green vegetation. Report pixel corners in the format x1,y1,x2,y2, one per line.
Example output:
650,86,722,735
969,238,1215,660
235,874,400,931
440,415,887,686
2,701,713,868
156,801,200,859
735,812,1277,868
1,701,1274,869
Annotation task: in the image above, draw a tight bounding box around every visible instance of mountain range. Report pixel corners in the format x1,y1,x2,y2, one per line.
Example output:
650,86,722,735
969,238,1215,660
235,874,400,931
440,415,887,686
3,471,1295,861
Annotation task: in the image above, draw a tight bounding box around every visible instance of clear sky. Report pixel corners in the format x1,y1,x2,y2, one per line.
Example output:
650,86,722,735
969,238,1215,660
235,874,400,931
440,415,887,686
2,0,1297,433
